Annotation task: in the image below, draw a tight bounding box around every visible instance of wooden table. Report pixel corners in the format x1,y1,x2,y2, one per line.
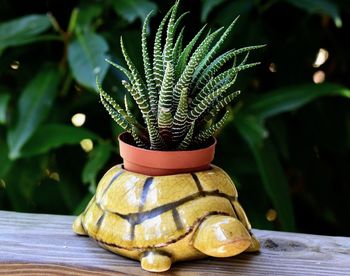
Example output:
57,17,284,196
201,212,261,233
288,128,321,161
0,210,349,275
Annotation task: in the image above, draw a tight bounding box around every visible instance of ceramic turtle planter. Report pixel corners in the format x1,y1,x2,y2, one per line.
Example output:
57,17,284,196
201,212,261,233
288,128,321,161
73,164,259,272
73,1,263,272
73,134,259,272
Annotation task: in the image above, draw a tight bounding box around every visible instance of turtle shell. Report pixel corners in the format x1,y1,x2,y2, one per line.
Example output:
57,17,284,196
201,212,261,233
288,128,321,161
81,164,252,250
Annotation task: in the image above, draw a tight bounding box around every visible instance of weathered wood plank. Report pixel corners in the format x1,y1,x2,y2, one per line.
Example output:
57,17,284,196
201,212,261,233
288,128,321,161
0,210,349,275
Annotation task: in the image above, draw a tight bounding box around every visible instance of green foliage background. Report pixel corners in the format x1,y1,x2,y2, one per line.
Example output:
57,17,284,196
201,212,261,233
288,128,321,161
0,0,349,235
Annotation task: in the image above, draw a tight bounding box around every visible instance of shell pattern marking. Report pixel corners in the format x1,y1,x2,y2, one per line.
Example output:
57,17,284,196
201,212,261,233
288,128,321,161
78,165,252,249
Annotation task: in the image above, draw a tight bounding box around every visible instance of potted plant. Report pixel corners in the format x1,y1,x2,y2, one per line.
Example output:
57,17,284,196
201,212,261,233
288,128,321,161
73,1,263,272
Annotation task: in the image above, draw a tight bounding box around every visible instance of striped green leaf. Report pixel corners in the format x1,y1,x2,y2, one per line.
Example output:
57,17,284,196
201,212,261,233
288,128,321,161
194,110,230,144
188,78,239,123
120,36,149,111
153,6,173,91
158,62,174,140
173,27,224,108
206,90,240,121
195,44,265,91
172,87,188,142
173,27,185,64
175,25,207,78
142,11,157,116
192,16,239,85
191,62,258,108
177,123,195,150
146,115,165,150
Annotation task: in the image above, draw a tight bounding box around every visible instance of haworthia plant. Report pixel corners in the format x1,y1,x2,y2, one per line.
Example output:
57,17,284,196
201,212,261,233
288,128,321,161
98,1,264,150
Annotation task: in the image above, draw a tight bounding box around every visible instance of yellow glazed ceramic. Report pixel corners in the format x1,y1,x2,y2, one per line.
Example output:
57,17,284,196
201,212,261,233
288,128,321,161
73,164,259,272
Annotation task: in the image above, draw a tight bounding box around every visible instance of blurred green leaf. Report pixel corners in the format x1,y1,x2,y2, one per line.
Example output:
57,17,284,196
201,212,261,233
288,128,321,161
233,115,267,147
112,0,158,23
254,139,296,231
267,117,289,160
4,155,48,211
56,176,84,213
0,93,10,124
285,0,342,27
201,0,227,22
73,193,93,215
0,14,52,52
209,0,255,26
0,142,12,178
82,142,112,192
20,124,99,157
235,83,350,230
68,32,109,90
235,114,295,231
76,4,103,30
243,83,350,119
7,67,61,160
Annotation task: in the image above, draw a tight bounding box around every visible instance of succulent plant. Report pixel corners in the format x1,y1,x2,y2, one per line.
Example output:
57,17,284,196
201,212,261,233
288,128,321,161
97,1,263,150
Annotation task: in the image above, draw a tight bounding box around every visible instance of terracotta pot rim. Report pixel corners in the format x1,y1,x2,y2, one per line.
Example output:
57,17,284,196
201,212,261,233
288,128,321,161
118,132,216,176
118,132,217,154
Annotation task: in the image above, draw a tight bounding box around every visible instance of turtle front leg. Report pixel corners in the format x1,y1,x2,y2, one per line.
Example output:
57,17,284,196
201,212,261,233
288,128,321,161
141,251,172,272
72,214,87,236
192,215,251,257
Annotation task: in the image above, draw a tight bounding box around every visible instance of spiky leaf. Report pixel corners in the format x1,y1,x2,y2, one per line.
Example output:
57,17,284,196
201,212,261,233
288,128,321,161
158,62,174,140
97,79,132,132
153,6,173,91
206,90,241,121
191,62,258,108
142,11,157,115
99,95,130,131
193,110,230,144
163,1,179,66
177,123,194,150
194,44,265,91
124,96,146,147
174,11,189,32
120,36,150,114
106,59,133,82
175,24,206,78
192,16,239,84
146,115,165,150
173,27,185,63
173,27,224,108
172,87,188,142
189,77,239,123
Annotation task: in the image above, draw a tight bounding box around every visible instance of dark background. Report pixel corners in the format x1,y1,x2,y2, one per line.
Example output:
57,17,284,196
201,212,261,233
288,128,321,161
0,0,349,235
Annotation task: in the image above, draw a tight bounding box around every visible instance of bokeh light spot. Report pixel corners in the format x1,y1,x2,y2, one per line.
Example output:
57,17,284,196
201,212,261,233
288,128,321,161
71,113,86,127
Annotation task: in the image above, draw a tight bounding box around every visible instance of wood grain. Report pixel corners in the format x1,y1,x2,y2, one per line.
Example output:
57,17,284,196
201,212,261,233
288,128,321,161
0,210,349,275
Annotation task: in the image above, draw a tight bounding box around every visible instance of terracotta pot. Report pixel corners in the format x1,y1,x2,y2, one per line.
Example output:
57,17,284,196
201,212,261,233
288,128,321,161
118,132,217,176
